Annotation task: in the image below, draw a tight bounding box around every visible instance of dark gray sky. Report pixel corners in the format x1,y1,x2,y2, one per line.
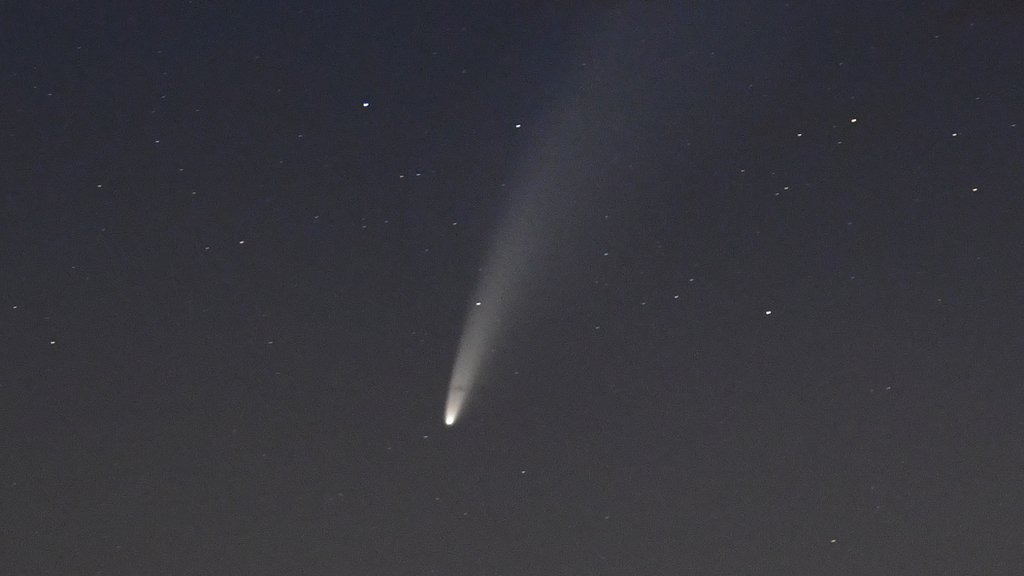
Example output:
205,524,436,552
3,1,1024,574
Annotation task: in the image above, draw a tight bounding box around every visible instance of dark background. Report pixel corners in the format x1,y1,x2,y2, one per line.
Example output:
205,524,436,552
3,1,1023,574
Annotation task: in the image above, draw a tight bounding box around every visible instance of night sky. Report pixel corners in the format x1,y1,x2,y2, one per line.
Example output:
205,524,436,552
4,2,1024,574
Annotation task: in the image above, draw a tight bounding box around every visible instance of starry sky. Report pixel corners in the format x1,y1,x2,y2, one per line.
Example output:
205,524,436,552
3,1,1024,574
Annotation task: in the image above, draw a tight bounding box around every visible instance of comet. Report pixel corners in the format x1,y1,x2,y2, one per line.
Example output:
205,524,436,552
442,170,563,426
442,242,521,426
442,6,662,427
442,130,599,427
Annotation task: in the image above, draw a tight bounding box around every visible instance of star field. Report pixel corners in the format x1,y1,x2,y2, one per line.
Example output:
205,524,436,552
3,1,1024,574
